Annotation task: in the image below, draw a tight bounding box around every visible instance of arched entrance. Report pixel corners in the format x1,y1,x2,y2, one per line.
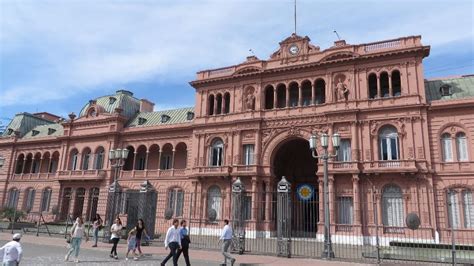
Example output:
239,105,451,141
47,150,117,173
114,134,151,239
272,138,319,237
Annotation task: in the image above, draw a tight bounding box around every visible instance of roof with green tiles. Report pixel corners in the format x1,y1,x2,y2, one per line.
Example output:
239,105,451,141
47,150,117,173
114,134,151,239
425,75,474,102
1,113,55,138
79,89,141,118
127,107,195,128
23,123,64,139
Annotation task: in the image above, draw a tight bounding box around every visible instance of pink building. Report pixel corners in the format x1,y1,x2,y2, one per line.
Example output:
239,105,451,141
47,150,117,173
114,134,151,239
0,34,473,251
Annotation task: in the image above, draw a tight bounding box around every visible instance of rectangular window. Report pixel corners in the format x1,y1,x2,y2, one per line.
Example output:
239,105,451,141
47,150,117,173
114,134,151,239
381,140,388,160
442,138,453,162
243,144,254,165
243,195,252,220
457,137,468,161
82,154,90,170
40,189,52,212
137,156,146,170
71,155,78,170
25,190,36,211
337,197,353,224
337,140,351,162
167,189,184,217
210,147,223,166
463,191,474,228
447,191,460,229
95,153,104,169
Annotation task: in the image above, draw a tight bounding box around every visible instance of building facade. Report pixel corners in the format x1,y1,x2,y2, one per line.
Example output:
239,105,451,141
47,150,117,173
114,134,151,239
0,34,473,246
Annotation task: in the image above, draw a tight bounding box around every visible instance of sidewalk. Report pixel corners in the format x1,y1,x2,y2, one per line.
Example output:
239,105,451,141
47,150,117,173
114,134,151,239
0,232,370,265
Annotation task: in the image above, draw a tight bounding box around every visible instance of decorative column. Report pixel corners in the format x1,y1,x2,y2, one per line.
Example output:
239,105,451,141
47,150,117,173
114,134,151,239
377,75,381,98
29,158,35,173
265,181,271,223
21,157,26,174
328,175,335,225
213,96,218,115
311,83,316,105
145,151,150,170
171,149,176,169
157,150,162,170
388,74,393,97
251,177,258,221
285,86,290,107
352,175,361,227
298,84,302,106
38,157,44,173
351,122,359,161
273,88,278,109
132,152,137,170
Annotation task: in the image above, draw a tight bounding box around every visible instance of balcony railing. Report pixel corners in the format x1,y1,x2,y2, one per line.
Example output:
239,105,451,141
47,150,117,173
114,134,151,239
119,169,189,179
232,165,260,175
11,173,56,180
192,166,231,176
57,170,107,180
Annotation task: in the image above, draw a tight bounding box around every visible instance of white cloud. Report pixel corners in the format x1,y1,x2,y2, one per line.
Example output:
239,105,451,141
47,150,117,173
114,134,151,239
0,0,472,108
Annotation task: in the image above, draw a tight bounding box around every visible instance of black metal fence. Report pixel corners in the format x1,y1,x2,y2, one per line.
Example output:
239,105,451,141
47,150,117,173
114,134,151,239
2,182,474,265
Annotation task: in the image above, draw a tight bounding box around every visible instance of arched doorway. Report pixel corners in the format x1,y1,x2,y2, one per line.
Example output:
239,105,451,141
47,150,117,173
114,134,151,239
272,138,319,237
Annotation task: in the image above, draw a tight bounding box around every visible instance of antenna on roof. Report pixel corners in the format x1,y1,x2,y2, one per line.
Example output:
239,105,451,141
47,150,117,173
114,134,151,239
333,30,341,40
294,0,297,34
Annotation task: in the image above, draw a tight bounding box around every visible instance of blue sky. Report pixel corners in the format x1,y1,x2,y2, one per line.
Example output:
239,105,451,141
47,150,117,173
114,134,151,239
0,0,473,126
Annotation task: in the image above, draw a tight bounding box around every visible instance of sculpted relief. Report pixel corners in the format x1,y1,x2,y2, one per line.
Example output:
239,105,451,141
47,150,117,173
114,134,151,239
334,74,351,102
244,86,256,111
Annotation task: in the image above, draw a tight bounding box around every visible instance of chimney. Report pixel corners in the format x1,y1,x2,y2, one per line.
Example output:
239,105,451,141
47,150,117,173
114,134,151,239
334,40,347,47
140,99,155,112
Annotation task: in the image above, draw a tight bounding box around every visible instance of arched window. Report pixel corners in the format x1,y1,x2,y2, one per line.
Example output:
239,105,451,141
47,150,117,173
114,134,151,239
15,154,25,174
167,187,184,217
224,93,230,114
40,188,52,212
301,80,312,106
69,149,79,170
7,188,19,209
447,189,460,228
208,94,215,116
441,133,453,162
379,126,399,161
315,79,326,104
382,185,404,227
391,70,401,96
368,73,378,99
456,132,468,161
463,190,474,228
289,82,299,107
210,139,224,166
207,186,222,220
23,188,36,212
380,72,389,97
276,84,286,108
82,148,91,170
264,85,274,109
216,94,223,115
95,147,105,169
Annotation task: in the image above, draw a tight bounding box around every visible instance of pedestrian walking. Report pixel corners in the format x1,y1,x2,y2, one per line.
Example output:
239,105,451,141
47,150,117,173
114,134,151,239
64,217,89,263
91,214,103,247
0,233,23,266
219,219,235,266
176,219,191,266
135,218,150,257
125,228,138,261
161,219,181,266
109,217,123,260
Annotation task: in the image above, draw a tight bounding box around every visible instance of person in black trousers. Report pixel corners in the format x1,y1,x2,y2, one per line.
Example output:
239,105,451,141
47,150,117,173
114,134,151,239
161,219,181,266
176,219,191,266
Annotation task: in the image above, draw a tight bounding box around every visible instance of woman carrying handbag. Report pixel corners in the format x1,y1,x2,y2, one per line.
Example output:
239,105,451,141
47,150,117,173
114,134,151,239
109,217,123,260
65,217,89,263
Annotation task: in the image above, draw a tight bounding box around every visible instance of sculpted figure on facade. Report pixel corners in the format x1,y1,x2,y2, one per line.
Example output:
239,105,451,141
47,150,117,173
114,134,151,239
335,77,349,102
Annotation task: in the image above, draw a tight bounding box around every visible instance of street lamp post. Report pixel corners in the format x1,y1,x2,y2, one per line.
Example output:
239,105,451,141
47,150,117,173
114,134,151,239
106,148,129,238
309,132,340,259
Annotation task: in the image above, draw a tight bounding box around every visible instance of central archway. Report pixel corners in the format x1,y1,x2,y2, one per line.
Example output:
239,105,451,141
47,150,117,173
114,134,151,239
272,137,319,237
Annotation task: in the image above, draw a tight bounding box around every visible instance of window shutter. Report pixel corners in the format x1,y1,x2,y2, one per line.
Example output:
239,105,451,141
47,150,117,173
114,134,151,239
443,137,453,162
447,191,460,228
337,197,353,224
463,191,474,228
457,136,468,161
382,186,404,227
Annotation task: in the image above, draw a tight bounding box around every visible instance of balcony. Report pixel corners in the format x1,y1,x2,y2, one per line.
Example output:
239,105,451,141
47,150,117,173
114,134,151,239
363,160,417,174
232,165,261,176
434,161,474,173
119,169,190,179
327,161,359,174
57,170,107,181
192,166,231,177
11,173,57,180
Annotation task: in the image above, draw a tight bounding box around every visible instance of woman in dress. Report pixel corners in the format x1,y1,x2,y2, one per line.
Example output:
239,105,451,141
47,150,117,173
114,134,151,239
65,217,89,263
176,219,191,266
91,214,103,247
109,217,123,259
135,218,149,257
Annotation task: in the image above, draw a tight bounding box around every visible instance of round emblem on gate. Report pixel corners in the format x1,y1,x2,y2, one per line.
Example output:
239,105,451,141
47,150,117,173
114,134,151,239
296,184,314,201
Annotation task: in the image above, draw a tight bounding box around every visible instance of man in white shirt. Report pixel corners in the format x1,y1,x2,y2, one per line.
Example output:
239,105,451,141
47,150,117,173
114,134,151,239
0,233,23,266
161,219,181,266
219,219,235,266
